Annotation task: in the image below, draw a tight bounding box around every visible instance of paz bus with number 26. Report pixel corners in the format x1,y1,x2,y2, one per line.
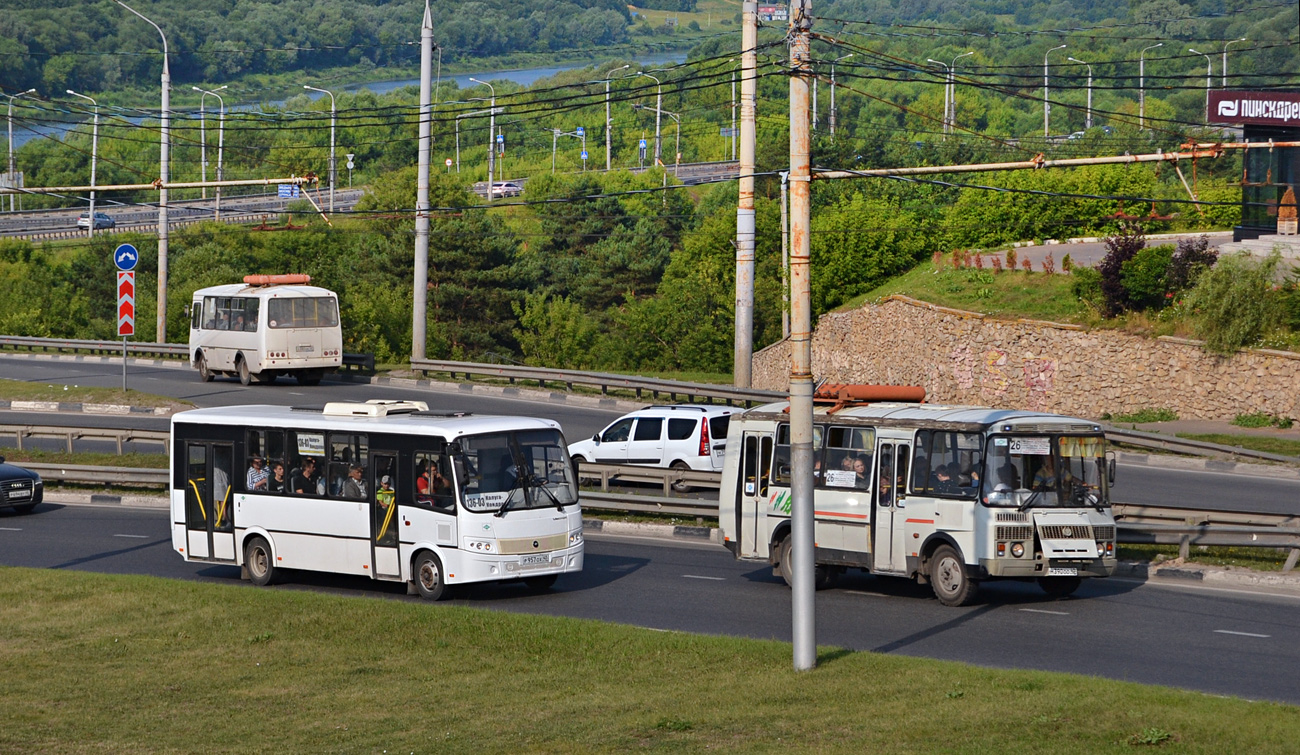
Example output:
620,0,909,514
718,384,1118,606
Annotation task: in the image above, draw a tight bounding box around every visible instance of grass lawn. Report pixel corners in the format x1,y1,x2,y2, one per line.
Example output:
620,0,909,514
3,567,1299,752
1119,544,1298,572
0,449,167,469
0,378,191,412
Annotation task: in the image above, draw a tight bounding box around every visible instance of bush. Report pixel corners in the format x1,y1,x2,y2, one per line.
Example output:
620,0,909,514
1120,244,1174,310
1097,225,1146,316
1167,235,1218,292
1185,251,1286,355
1071,266,1103,310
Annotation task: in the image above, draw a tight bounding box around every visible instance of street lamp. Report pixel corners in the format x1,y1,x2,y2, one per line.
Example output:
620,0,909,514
634,102,681,175
1044,44,1066,137
1189,48,1213,122
1140,43,1162,130
191,85,226,200
302,85,336,213
830,53,853,137
193,86,226,220
2,88,36,213
1223,37,1246,88
604,64,629,171
66,90,98,237
115,0,170,343
1067,57,1093,130
949,51,974,131
469,78,497,198
925,58,950,135
635,71,662,163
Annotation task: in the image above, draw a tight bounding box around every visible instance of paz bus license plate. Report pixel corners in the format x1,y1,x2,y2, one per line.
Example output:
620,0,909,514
520,554,550,567
1047,567,1078,577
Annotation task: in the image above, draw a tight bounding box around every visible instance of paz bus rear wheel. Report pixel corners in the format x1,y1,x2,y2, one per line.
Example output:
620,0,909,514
237,357,252,386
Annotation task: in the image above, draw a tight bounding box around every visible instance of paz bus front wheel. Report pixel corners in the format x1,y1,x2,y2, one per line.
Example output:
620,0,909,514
413,552,449,601
196,354,214,382
929,544,978,606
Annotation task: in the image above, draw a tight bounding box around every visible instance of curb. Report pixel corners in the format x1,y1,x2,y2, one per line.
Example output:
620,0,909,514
46,492,169,508
582,517,720,543
1114,560,1300,595
0,399,173,416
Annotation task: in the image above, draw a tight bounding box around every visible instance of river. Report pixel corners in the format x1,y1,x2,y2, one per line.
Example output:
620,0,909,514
9,51,689,149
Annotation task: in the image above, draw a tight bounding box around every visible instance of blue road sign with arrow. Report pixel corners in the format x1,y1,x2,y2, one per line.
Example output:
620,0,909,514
113,243,138,272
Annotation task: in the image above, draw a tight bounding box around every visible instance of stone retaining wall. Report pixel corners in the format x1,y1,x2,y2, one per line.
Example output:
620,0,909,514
752,296,1300,421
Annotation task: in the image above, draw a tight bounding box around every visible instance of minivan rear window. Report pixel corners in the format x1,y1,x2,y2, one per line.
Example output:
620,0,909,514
667,418,697,441
709,415,731,441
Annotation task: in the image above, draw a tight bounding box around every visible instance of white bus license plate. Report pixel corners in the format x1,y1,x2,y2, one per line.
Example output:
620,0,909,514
1047,567,1078,577
520,554,550,567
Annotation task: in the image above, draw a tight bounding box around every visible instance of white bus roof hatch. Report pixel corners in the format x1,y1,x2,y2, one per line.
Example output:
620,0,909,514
322,399,431,417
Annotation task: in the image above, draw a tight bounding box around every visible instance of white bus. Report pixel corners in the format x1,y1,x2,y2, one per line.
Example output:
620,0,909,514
170,400,583,600
188,274,343,386
719,385,1117,605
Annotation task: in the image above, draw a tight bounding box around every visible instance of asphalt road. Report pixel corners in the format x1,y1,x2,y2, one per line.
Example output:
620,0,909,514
3,501,1300,704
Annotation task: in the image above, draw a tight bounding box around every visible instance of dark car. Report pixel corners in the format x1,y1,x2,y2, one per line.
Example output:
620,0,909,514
0,457,42,514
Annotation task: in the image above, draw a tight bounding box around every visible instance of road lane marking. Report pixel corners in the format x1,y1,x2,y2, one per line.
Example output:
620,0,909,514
289,392,305,396
682,574,725,581
0,527,22,531
113,534,148,539
1214,630,1271,638
1020,608,1069,615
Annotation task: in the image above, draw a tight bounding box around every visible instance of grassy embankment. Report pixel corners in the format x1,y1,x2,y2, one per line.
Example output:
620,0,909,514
2,566,1298,752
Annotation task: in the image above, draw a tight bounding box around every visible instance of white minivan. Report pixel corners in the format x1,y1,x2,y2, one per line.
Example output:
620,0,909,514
567,405,736,482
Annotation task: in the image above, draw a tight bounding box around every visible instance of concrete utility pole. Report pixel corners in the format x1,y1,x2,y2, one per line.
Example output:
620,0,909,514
734,1,758,389
1140,43,1162,130
605,64,629,171
1044,44,1066,138
1068,57,1093,130
66,90,98,237
925,58,950,135
788,0,817,673
4,89,36,212
115,0,169,343
413,0,433,361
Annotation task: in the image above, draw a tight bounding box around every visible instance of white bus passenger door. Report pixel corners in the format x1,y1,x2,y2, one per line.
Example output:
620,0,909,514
871,438,911,574
183,442,237,563
370,454,401,579
737,432,774,557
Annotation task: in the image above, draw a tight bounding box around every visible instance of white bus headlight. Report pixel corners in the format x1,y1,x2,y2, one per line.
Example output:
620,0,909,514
1010,542,1025,558
463,538,494,553
568,530,583,546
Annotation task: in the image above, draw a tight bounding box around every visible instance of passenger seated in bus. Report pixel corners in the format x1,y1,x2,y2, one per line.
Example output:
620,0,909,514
877,473,893,504
232,314,245,331
246,456,269,492
931,463,959,494
341,464,366,499
267,462,286,494
416,459,453,502
291,457,319,495
853,455,871,489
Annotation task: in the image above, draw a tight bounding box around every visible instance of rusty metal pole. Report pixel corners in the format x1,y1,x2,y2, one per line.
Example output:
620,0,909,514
788,0,817,672
734,1,758,388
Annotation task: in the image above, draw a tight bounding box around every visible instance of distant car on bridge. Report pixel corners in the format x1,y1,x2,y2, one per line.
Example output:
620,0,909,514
76,212,115,230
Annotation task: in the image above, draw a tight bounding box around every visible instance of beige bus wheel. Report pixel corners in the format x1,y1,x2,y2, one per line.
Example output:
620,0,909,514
929,544,978,607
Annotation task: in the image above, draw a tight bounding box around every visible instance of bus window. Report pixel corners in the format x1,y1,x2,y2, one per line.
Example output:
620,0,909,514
190,301,201,330
243,298,260,331
329,434,369,498
202,297,218,330
245,430,270,493
288,430,326,496
772,423,824,487
268,297,339,329
216,297,233,330
415,451,455,512
823,426,874,489
912,431,982,499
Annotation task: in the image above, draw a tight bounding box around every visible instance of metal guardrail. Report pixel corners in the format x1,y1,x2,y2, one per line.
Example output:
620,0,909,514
0,423,169,454
0,335,375,374
1104,425,1300,465
24,462,168,486
411,358,783,406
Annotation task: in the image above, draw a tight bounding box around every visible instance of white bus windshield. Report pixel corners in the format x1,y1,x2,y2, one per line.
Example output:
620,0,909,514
456,429,577,514
267,297,339,329
982,434,1108,509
